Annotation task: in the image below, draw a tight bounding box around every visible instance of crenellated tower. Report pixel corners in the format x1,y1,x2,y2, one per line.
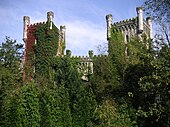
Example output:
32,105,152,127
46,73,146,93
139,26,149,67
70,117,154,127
146,17,152,39
70,50,94,81
23,11,66,80
47,11,54,29
22,7,152,82
106,14,113,40
23,16,30,42
136,7,144,34
57,25,66,56
106,7,152,44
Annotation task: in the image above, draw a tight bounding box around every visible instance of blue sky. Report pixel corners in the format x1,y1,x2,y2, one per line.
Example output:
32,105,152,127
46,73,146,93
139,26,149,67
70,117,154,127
0,0,145,56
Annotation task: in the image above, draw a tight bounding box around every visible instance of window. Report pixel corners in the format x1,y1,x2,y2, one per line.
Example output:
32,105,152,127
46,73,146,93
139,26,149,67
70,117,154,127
126,35,129,42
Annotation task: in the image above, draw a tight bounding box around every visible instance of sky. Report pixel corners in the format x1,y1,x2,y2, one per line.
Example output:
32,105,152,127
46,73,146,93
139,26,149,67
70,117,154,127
0,0,145,56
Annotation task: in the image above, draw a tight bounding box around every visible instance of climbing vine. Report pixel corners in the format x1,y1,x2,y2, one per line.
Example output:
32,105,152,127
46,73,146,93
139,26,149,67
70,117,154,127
34,21,59,80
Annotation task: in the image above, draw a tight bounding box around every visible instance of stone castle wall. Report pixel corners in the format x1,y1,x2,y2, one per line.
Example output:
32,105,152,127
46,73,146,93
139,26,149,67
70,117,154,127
23,7,152,81
106,7,152,43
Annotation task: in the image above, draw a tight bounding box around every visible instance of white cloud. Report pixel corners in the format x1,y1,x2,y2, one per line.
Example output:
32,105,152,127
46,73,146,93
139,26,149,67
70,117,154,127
64,20,107,56
0,0,144,58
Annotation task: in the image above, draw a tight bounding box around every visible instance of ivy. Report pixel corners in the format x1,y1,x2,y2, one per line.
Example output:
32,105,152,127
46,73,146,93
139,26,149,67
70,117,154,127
18,83,40,127
2,82,40,127
34,21,59,79
39,85,72,127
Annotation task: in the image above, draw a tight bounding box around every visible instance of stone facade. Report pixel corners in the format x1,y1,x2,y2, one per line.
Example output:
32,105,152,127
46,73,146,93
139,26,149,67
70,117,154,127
71,50,94,81
23,11,65,80
23,11,65,63
23,7,152,81
106,7,152,43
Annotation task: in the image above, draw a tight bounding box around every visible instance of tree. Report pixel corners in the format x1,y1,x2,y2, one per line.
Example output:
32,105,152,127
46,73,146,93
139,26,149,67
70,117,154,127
137,45,170,127
39,85,72,127
91,28,148,126
144,0,170,46
91,55,120,102
109,27,127,84
52,56,97,126
0,36,23,91
0,37,23,126
0,36,23,68
144,0,170,23
91,98,136,127
3,82,40,127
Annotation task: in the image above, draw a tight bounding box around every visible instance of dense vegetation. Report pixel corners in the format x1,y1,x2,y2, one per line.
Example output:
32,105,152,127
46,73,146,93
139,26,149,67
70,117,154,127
0,1,169,127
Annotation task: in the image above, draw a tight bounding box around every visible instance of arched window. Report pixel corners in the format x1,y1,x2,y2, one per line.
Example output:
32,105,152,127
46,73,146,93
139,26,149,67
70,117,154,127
126,35,129,42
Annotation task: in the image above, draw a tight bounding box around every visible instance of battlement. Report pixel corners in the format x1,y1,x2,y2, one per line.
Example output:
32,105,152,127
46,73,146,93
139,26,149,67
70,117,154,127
23,11,66,81
30,22,46,26
106,7,152,42
23,11,66,56
23,7,152,82
113,17,137,25
67,50,108,81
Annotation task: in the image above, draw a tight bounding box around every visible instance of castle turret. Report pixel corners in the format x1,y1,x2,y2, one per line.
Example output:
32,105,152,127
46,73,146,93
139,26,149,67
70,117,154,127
136,7,143,33
23,16,30,42
60,25,66,42
88,50,93,58
146,17,152,39
106,14,113,40
47,11,54,29
66,50,71,57
56,25,66,56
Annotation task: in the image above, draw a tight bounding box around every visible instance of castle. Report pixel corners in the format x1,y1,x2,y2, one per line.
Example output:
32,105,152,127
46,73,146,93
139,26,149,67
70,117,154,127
106,7,152,42
23,11,65,62
23,7,152,81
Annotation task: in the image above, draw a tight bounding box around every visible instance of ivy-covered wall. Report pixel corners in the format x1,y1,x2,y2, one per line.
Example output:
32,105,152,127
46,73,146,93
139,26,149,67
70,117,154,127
34,22,59,78
24,24,38,81
24,21,61,81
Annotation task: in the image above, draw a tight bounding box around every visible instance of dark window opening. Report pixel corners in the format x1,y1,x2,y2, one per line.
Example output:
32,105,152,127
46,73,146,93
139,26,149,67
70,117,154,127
126,35,129,42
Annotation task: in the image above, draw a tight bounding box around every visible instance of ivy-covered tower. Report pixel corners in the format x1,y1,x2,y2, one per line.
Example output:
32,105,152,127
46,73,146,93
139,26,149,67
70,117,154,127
23,11,66,80
106,7,152,45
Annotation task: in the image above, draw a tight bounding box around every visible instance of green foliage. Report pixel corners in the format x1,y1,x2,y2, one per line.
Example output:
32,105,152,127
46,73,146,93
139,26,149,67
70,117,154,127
18,82,40,127
124,63,153,109
123,37,153,108
91,28,128,104
0,36,23,68
91,98,136,127
127,36,152,65
91,55,120,102
0,35,96,127
137,45,170,127
0,37,23,126
2,91,20,127
0,36,23,86
108,27,128,84
39,85,72,127
91,28,141,126
115,103,137,127
57,86,72,127
144,0,170,46
144,0,170,23
92,98,117,127
72,86,97,127
2,11,170,127
2,81,73,127
52,56,97,127
2,82,40,127
34,22,59,79
109,28,126,66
